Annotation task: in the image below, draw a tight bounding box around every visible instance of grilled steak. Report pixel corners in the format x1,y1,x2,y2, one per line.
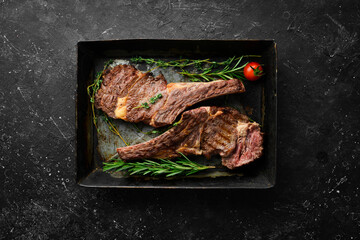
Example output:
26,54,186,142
95,65,245,127
117,106,263,169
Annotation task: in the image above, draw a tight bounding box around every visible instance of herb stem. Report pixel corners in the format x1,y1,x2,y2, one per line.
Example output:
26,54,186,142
87,59,128,146
104,115,129,146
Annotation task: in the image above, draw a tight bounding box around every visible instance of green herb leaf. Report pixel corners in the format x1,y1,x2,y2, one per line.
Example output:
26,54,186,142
86,60,129,146
133,102,150,109
149,93,163,104
133,93,163,109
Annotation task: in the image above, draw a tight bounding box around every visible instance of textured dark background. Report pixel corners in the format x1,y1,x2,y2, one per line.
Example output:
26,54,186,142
1,0,360,239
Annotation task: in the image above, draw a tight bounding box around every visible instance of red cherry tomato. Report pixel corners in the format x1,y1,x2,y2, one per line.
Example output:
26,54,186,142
244,62,264,81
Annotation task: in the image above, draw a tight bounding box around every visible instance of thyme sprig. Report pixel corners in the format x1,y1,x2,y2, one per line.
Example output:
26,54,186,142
87,59,114,129
133,93,163,109
103,152,215,177
87,59,128,146
132,120,182,136
133,102,150,109
149,93,163,104
101,114,129,146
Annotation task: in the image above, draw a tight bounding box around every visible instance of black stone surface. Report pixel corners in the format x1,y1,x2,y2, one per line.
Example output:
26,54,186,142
1,0,359,239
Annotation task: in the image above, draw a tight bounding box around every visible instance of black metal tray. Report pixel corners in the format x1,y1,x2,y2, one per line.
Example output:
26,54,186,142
76,39,277,189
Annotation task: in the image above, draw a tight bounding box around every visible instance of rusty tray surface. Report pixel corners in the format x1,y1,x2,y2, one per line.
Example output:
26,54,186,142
76,39,277,189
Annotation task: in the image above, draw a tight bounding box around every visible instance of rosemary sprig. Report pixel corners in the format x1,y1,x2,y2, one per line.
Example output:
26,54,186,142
179,56,248,82
131,55,261,82
86,59,129,146
131,56,259,69
131,56,210,69
103,153,215,177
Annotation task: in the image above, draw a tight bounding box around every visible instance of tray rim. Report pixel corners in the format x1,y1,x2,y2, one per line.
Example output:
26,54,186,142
76,38,277,189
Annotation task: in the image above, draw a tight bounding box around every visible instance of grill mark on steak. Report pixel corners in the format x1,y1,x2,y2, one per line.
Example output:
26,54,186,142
117,106,263,169
152,79,245,127
95,65,145,118
95,65,245,127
